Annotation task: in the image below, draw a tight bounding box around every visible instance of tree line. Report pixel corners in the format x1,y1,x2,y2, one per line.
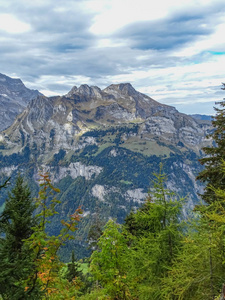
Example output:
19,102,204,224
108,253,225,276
1,84,225,299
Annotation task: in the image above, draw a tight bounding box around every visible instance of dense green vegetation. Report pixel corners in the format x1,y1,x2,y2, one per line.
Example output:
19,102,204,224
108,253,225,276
1,165,225,299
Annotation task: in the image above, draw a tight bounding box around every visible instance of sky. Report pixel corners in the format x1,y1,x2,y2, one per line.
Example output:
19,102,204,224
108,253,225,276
0,0,225,115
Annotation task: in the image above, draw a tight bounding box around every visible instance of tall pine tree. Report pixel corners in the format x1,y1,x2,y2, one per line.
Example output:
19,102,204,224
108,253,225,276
197,83,225,203
0,175,36,300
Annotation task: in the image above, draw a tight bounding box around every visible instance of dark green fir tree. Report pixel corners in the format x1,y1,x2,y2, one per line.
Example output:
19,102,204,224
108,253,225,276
0,175,36,300
66,250,82,282
197,83,225,203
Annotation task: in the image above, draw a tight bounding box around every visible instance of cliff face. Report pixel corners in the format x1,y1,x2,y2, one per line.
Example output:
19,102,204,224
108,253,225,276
1,82,211,153
0,80,212,250
0,73,42,131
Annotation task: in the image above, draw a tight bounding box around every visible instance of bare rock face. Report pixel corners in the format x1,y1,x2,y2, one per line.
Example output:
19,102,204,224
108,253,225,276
103,83,138,97
66,84,103,100
0,73,42,131
40,162,103,182
0,82,211,155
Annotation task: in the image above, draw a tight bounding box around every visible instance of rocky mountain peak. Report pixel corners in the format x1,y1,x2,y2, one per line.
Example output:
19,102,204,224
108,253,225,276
0,73,23,87
0,73,40,101
66,84,102,99
103,83,138,97
78,84,102,97
0,74,25,101
0,73,42,132
66,85,78,97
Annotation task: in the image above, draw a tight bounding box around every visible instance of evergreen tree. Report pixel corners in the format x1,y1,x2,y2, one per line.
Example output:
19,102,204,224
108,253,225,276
197,83,225,203
124,165,185,299
90,220,133,299
66,250,82,282
163,203,225,299
0,175,36,300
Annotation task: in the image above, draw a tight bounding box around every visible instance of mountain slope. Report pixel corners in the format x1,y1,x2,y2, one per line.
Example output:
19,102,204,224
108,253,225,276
0,73,42,131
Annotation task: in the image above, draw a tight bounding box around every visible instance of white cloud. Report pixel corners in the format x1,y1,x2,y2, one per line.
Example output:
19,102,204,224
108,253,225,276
89,0,221,35
95,38,126,48
176,22,225,57
0,14,31,34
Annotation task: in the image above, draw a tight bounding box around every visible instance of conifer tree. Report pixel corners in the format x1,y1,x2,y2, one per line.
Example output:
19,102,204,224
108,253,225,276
66,250,82,282
163,200,225,299
0,175,36,300
197,83,225,203
90,220,132,299
124,165,185,299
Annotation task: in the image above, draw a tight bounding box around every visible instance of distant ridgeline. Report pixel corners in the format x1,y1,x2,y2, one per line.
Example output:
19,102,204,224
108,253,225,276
190,114,213,121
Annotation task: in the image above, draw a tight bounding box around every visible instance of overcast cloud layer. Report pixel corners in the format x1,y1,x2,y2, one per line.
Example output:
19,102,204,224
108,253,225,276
0,0,225,115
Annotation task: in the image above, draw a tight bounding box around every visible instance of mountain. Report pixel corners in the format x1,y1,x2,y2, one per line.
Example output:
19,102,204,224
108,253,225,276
0,73,42,131
1,83,211,153
0,80,212,258
190,114,213,123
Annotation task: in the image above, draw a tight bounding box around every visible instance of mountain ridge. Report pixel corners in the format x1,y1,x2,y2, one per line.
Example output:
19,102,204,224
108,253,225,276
0,82,211,156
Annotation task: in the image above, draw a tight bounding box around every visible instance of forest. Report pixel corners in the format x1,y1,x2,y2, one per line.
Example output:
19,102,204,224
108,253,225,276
1,96,225,300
